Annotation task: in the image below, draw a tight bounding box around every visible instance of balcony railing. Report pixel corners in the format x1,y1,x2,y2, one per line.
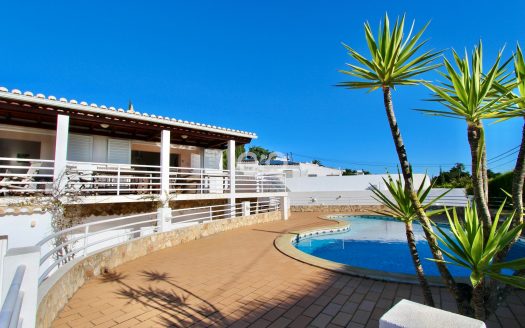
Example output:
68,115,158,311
0,157,54,195
0,158,286,199
169,167,231,194
66,161,161,196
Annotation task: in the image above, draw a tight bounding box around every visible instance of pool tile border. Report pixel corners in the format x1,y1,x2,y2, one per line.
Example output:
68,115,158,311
275,213,464,286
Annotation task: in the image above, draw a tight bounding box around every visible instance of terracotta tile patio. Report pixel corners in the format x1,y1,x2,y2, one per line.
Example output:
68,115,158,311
52,213,525,328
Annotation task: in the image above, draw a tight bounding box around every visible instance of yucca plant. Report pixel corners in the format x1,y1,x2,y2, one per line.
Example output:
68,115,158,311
430,202,525,320
421,42,515,236
337,13,468,312
370,173,450,306
494,45,525,231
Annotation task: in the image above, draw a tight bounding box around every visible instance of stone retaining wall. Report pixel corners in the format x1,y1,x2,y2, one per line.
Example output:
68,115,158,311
36,210,282,328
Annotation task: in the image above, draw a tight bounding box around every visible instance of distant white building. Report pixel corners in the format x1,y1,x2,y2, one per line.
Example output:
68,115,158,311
237,159,343,178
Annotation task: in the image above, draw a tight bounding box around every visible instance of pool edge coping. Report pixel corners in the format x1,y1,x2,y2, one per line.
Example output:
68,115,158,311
274,213,468,286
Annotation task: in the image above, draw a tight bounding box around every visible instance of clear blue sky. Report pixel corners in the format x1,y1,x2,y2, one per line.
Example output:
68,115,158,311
1,1,523,175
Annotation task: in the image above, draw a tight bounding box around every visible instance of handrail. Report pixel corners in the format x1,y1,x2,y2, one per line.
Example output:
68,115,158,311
0,265,26,328
35,199,281,285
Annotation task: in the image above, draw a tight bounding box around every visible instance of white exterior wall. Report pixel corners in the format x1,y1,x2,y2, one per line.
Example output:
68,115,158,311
286,174,430,192
237,162,342,178
0,212,52,248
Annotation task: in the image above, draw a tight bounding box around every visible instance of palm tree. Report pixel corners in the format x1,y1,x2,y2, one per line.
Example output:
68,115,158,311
421,42,514,237
430,202,525,320
337,14,467,312
370,173,449,306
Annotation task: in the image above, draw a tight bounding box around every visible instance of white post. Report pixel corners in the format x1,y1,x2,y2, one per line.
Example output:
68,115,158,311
242,201,250,216
82,226,89,257
227,140,236,218
280,196,289,220
157,207,172,232
0,235,7,299
53,115,70,189
2,246,40,328
116,165,121,196
160,130,171,205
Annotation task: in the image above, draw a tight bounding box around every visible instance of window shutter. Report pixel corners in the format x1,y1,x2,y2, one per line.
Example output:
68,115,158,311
67,134,93,162
107,139,131,164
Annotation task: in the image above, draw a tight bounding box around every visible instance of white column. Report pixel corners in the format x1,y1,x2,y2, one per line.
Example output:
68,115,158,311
1,246,40,328
280,196,289,220
0,235,7,300
53,114,70,188
160,130,171,205
228,140,236,217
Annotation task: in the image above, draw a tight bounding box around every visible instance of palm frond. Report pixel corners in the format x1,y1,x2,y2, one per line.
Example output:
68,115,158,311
338,13,440,91
421,41,514,123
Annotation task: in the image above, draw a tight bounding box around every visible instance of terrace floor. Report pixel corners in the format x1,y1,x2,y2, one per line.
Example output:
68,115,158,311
52,213,525,328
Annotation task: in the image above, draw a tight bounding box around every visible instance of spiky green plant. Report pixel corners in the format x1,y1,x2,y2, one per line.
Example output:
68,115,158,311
370,173,449,306
421,42,515,236
337,13,468,312
493,45,525,236
430,203,525,320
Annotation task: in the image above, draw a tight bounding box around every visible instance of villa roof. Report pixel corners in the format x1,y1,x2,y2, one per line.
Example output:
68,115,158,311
0,87,257,145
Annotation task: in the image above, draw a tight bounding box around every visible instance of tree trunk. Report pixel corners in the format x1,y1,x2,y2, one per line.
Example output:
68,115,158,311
467,122,492,236
472,278,486,320
381,86,470,313
512,117,525,229
405,221,435,306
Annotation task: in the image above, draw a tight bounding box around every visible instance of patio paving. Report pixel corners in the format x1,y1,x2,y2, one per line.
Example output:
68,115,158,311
52,212,525,328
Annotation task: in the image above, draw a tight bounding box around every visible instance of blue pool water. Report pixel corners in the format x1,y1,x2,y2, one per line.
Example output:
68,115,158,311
294,215,525,277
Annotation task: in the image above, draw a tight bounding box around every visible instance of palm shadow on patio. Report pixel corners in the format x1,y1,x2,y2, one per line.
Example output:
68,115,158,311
100,270,228,327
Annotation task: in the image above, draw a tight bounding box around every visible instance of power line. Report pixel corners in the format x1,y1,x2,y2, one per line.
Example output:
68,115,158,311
490,158,517,170
487,145,520,163
487,149,519,164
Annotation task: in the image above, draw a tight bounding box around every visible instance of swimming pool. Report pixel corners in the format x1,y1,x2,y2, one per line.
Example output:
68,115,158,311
294,215,525,278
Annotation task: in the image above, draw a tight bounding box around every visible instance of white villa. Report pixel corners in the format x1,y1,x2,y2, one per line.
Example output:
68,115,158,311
0,87,287,206
237,159,343,178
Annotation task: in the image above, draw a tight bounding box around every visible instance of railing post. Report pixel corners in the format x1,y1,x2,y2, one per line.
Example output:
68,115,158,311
53,114,70,191
280,196,289,221
0,236,7,300
160,130,171,204
116,166,121,196
157,207,172,233
242,201,250,216
1,246,40,328
227,140,236,218
82,226,89,257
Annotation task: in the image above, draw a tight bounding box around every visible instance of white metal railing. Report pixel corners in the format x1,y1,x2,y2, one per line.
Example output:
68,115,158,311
0,157,54,195
34,199,280,285
235,172,286,193
169,167,286,194
0,265,25,327
169,166,231,194
65,161,161,196
0,159,287,199
168,199,280,224
35,211,158,284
